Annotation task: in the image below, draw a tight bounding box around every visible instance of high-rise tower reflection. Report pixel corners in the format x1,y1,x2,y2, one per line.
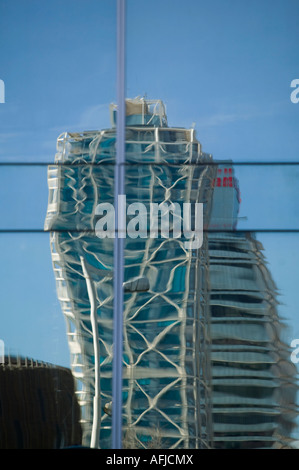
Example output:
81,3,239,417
45,98,298,449
45,98,215,449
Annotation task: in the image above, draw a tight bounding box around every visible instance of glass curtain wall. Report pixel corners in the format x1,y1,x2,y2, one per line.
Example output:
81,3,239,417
0,0,299,450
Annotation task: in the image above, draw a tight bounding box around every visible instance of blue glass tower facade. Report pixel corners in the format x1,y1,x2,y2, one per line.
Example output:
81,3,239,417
208,163,298,448
45,99,216,448
45,99,297,449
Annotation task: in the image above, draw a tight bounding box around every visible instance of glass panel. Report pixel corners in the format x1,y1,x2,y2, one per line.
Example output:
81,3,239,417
0,0,116,450
125,0,299,450
0,233,69,364
2,163,299,231
1,0,299,452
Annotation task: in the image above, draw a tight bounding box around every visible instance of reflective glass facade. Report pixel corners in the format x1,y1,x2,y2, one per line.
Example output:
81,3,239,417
45,99,215,448
208,165,298,448
209,231,297,448
2,0,299,452
45,99,298,449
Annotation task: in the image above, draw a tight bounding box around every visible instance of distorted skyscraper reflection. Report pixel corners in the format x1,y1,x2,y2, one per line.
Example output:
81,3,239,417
208,163,298,448
45,98,298,449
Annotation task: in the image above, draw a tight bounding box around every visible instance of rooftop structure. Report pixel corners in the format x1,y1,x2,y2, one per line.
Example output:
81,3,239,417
0,355,82,449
